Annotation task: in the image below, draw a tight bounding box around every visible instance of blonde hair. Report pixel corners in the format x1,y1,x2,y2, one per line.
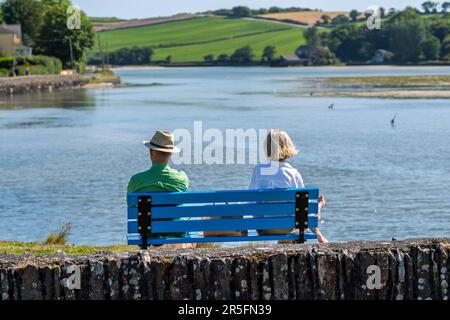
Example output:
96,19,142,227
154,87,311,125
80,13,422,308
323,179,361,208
265,129,299,161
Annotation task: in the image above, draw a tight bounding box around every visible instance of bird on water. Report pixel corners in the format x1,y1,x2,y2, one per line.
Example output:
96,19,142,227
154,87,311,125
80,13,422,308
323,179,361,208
391,113,397,127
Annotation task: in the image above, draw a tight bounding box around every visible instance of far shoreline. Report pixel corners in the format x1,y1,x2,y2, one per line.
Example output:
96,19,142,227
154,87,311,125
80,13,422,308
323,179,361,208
110,65,165,71
108,64,450,71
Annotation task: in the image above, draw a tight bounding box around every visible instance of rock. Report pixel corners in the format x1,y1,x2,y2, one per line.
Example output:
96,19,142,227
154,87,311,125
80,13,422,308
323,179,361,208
89,259,106,300
17,264,42,300
191,257,211,300
271,253,289,300
210,258,232,300
232,257,249,300
0,268,11,301
169,256,192,300
106,256,122,300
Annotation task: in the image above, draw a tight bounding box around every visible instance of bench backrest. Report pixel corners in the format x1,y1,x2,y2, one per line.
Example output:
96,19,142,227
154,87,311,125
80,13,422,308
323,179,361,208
127,188,319,248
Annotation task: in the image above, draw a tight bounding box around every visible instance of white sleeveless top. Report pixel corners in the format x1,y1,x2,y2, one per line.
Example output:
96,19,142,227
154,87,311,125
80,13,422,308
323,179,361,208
249,161,305,189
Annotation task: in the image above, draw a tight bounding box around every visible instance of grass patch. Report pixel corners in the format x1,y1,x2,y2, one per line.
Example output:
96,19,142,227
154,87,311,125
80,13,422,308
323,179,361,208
0,241,220,255
0,220,221,255
0,241,136,255
89,70,121,84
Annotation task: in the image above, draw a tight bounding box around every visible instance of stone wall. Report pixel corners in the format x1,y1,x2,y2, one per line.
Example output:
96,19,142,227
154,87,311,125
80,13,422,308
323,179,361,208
0,238,448,300
0,75,90,95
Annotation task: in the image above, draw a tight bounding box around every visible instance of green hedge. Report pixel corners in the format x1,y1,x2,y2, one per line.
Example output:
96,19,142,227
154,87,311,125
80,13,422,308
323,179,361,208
27,55,63,74
0,55,63,75
0,57,12,69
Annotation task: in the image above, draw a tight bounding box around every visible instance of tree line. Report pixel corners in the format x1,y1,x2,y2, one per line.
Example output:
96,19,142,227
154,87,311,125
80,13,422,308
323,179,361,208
89,46,155,66
203,46,274,65
0,0,95,70
310,8,450,63
205,6,313,17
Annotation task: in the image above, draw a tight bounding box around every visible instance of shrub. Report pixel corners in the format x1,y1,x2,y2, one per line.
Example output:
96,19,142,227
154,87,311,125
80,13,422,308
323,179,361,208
27,55,63,74
44,223,72,245
216,54,229,63
442,35,450,58
421,36,441,61
0,57,13,69
230,46,255,64
203,54,214,63
0,55,62,75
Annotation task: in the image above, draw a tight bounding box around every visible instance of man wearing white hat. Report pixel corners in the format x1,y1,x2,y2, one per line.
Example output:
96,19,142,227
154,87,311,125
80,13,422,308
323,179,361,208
127,130,189,193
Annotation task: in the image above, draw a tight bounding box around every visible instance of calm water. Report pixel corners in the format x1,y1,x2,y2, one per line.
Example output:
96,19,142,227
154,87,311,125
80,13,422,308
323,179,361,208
1,67,450,245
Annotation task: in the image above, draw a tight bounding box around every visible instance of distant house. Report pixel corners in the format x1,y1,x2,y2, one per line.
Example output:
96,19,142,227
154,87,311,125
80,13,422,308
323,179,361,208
0,24,33,56
368,49,394,64
371,49,387,64
295,45,336,66
280,55,307,66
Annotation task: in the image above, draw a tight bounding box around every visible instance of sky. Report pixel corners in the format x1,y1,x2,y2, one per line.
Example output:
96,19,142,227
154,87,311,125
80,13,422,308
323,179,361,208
72,0,427,19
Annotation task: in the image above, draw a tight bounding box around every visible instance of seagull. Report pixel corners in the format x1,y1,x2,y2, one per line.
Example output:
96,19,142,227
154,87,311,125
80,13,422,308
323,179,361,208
328,103,334,110
391,113,397,127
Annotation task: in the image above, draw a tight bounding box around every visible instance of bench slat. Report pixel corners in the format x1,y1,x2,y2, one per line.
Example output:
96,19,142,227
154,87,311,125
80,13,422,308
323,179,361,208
128,217,313,233
308,215,318,228
127,233,317,245
128,202,295,219
127,215,319,233
128,188,319,206
308,201,318,214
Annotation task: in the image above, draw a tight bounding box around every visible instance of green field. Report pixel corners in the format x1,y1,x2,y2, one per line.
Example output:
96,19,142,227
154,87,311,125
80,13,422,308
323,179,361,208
95,16,307,63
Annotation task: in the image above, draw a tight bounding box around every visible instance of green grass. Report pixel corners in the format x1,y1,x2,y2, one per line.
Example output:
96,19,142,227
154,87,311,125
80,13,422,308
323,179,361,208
0,241,135,255
0,241,219,255
89,70,121,84
95,16,307,63
153,28,305,62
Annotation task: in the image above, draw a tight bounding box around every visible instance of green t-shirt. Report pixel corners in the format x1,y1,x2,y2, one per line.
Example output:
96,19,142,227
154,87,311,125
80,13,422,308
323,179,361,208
128,163,189,241
127,163,189,193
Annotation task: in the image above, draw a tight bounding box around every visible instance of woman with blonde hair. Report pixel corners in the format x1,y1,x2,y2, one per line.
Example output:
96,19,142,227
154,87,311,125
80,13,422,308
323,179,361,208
249,129,328,243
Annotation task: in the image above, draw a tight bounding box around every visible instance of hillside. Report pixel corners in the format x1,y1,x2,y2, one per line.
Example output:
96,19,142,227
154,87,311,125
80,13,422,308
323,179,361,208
92,14,204,32
95,16,307,63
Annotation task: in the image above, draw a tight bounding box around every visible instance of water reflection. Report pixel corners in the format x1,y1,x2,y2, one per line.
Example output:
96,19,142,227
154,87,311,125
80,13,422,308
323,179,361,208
0,89,95,110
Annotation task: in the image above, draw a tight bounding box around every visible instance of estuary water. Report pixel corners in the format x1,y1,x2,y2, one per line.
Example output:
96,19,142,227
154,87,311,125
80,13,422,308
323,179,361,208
1,66,449,245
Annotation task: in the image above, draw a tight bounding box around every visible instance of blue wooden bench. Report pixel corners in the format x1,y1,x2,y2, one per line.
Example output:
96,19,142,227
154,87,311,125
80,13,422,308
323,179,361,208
127,188,319,249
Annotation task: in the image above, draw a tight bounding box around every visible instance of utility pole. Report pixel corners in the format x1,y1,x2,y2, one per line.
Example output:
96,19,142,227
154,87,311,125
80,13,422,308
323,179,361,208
97,34,105,72
105,39,109,69
11,33,16,77
69,36,75,74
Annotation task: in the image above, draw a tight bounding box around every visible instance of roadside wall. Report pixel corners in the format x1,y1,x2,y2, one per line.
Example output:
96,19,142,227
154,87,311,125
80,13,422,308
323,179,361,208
0,75,90,95
0,238,448,300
